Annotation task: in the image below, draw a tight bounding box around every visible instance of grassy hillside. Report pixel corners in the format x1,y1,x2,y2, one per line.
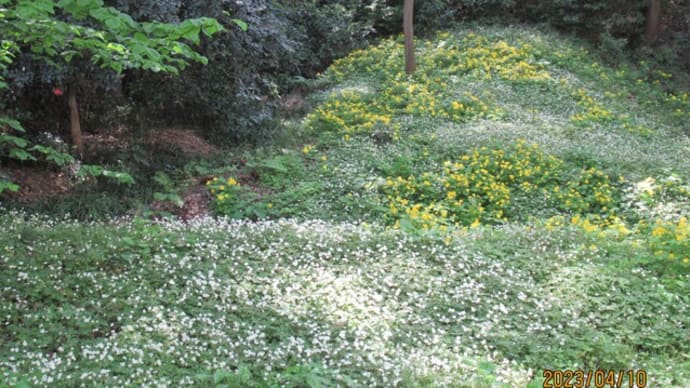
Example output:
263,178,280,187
2,26,689,387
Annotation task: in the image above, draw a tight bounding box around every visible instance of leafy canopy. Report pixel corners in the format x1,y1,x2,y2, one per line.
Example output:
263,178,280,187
0,0,237,74
0,0,241,193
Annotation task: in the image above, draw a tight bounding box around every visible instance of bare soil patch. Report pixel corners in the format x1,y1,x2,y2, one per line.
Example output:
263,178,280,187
145,128,219,156
2,166,71,202
3,128,220,206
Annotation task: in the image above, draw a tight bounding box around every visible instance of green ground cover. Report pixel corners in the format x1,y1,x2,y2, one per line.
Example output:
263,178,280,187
2,25,689,386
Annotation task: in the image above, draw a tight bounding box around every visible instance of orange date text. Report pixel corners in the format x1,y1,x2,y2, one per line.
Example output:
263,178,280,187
542,369,647,388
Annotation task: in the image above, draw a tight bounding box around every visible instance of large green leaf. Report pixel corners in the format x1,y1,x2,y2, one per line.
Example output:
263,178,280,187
0,134,29,147
9,147,36,161
231,19,248,32
0,179,20,194
58,0,104,19
0,117,26,132
178,21,201,44
29,145,75,166
15,0,52,19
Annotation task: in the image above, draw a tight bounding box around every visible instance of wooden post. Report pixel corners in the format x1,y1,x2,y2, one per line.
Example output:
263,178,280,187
404,0,416,74
67,83,84,155
645,0,662,44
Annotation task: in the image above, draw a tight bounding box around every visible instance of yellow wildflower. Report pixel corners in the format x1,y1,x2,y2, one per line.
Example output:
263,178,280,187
302,144,315,154
651,224,667,237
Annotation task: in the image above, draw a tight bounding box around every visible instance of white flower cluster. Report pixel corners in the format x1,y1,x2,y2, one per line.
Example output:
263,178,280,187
1,214,688,386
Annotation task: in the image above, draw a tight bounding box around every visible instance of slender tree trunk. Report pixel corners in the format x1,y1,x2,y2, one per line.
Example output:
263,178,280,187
404,0,416,74
67,83,84,155
645,0,662,44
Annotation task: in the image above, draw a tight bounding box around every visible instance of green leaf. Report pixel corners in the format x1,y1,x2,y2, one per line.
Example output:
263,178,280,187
9,147,36,161
213,370,232,384
58,0,103,19
88,7,110,22
0,180,20,194
178,21,201,44
101,170,135,184
14,0,55,18
0,134,29,147
133,32,148,42
78,164,103,177
202,21,221,37
6,0,220,85
231,19,248,32
0,117,26,132
104,16,122,31
153,171,172,187
477,361,497,374
61,50,78,62
399,218,415,233
252,158,287,173
28,145,74,165
236,365,252,383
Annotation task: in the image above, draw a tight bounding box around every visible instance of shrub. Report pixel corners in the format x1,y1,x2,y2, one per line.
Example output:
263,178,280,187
275,0,399,74
644,217,690,270
118,0,290,143
516,0,647,48
206,175,246,218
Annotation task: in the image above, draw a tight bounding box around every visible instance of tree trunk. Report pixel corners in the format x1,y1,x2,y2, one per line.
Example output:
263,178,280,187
67,83,84,155
403,0,416,74
645,0,662,44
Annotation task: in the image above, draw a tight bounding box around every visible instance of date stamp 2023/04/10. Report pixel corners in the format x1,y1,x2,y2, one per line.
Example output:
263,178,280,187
542,369,648,388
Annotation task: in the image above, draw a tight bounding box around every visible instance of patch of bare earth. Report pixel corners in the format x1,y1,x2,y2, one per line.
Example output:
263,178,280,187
149,178,212,222
83,126,130,154
83,127,219,156
2,167,71,202
145,128,219,156
3,129,220,218
143,129,221,220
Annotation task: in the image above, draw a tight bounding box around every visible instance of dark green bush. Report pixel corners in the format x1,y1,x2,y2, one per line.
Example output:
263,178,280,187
117,0,296,144
517,0,647,46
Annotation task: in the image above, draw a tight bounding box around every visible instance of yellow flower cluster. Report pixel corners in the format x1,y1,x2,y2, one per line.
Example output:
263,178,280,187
666,91,690,119
206,176,240,203
308,31,556,140
382,140,617,230
555,167,617,216
570,214,600,233
328,39,403,81
570,88,614,126
548,213,688,270
646,217,690,267
546,214,631,235
453,35,552,82
302,144,315,154
307,90,396,140
331,32,552,84
381,79,492,122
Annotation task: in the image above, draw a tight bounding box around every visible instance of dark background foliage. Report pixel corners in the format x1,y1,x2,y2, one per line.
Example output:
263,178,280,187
2,0,688,146
119,0,297,143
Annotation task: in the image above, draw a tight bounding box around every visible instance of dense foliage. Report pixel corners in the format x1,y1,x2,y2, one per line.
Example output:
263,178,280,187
5,0,688,150
2,22,690,387
0,0,224,193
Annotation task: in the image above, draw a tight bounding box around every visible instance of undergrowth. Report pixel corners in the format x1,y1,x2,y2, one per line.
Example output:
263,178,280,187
2,25,690,387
